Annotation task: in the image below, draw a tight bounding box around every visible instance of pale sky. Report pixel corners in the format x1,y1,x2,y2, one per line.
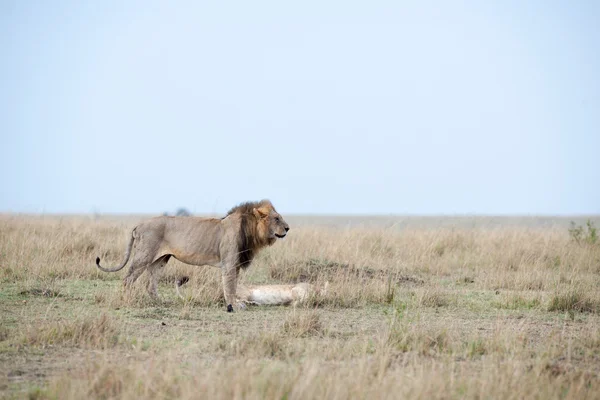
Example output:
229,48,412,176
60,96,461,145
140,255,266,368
1,1,599,215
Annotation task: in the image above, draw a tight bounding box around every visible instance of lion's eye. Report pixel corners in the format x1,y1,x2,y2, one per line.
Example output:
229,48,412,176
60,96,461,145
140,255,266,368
275,217,280,222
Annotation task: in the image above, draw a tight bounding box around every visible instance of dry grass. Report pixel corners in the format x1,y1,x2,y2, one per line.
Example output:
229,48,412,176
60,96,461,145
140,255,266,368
282,309,324,337
1,214,600,399
548,289,600,313
29,354,600,400
19,313,120,349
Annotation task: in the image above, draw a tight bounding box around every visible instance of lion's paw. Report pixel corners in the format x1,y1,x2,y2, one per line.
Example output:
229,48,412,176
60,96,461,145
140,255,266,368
226,302,247,312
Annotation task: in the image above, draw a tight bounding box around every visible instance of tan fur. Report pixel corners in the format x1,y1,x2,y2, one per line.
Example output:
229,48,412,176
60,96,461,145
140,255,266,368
238,282,329,306
95,200,289,311
176,279,328,307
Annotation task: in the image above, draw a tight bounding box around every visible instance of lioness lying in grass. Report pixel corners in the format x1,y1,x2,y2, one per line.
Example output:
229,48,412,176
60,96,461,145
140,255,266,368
176,277,328,307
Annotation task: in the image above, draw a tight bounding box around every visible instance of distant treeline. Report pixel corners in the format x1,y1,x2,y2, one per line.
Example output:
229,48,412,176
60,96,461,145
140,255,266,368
163,208,192,217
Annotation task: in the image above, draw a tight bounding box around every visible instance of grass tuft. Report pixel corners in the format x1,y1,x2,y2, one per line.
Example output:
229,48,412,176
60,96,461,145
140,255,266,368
548,290,599,313
20,313,121,349
416,289,450,308
281,309,324,338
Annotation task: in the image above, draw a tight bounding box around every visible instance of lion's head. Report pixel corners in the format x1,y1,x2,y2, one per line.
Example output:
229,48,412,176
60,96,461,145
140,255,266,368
225,199,290,247
253,203,290,242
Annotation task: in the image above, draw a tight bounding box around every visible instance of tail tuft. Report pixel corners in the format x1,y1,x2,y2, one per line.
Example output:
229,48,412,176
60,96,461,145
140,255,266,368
96,257,101,266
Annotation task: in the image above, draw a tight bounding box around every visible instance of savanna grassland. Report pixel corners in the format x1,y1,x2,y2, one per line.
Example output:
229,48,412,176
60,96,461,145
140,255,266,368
1,214,600,399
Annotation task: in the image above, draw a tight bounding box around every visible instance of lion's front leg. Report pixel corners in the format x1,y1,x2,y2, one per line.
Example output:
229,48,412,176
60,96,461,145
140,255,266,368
222,265,241,312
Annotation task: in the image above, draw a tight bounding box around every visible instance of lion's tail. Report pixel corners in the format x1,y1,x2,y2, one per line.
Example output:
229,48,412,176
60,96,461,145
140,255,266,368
95,229,136,273
175,276,190,300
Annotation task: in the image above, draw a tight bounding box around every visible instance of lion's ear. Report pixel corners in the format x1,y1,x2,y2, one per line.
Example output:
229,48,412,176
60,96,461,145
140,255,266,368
253,208,268,219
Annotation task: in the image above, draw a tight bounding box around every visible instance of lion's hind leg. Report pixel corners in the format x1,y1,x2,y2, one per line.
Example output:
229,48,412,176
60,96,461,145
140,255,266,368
123,262,147,288
146,255,171,300
123,252,156,288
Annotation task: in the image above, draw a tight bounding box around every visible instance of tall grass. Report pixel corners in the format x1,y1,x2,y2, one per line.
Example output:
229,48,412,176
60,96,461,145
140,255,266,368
2,215,600,399
34,350,599,400
19,313,121,349
2,215,599,305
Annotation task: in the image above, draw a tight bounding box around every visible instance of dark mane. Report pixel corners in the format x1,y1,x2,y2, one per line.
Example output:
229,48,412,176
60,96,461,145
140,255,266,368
224,199,272,217
238,215,253,269
222,199,274,269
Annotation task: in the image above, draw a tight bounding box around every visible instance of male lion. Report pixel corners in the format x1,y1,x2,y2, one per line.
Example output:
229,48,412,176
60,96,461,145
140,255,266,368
95,199,289,312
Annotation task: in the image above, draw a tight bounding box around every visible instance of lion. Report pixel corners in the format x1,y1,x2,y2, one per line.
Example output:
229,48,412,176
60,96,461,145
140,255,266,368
95,199,289,312
175,276,328,307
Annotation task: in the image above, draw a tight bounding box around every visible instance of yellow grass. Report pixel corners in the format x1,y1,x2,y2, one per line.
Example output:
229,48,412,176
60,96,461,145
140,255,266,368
1,214,600,399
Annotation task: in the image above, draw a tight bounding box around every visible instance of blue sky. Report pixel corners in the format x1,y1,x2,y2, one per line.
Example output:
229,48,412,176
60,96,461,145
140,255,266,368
1,1,599,215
